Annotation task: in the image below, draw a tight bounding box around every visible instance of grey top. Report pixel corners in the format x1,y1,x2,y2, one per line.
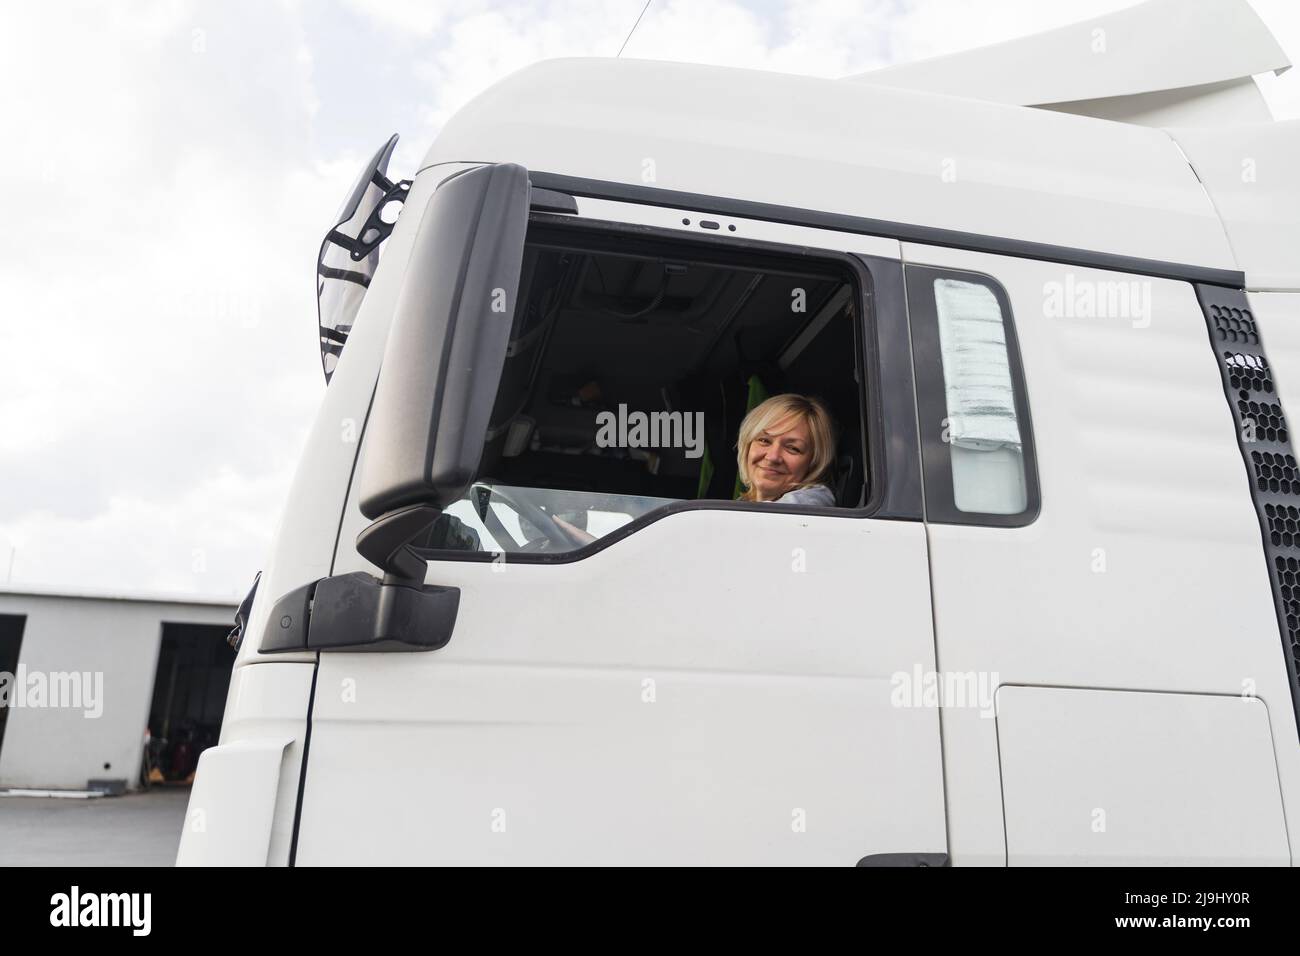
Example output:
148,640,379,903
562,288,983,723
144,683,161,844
772,483,836,507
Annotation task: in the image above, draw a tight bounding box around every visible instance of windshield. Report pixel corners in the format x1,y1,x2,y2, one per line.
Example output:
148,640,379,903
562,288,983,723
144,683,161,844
415,484,678,557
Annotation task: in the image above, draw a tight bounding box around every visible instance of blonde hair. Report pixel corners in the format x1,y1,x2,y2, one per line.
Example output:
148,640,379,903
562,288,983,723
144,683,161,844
736,394,837,502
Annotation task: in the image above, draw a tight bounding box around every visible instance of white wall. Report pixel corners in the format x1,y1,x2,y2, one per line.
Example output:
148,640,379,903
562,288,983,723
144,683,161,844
0,591,234,791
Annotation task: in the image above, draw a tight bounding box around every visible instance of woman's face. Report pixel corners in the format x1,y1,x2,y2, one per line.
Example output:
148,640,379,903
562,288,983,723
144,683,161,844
747,415,812,501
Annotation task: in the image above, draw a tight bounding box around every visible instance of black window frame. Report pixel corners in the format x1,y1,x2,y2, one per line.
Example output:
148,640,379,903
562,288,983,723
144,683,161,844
905,263,1041,527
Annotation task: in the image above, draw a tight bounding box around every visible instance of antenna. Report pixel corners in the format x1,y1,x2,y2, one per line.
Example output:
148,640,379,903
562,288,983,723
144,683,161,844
617,0,652,57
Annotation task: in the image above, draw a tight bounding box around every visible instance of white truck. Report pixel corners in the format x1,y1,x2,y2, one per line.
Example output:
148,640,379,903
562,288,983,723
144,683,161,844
179,0,1300,865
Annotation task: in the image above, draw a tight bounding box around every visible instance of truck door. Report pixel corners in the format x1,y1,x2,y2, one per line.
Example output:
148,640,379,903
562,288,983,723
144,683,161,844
290,171,947,865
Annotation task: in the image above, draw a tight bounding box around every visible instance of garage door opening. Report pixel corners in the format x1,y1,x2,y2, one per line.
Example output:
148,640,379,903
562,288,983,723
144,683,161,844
0,614,25,765
145,623,234,786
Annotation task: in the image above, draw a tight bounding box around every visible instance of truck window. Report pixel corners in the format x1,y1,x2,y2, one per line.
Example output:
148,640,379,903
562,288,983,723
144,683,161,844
932,277,1027,514
412,222,872,559
906,264,1039,527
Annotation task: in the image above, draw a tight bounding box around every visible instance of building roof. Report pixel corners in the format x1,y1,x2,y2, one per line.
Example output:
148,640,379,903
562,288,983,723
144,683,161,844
0,583,236,609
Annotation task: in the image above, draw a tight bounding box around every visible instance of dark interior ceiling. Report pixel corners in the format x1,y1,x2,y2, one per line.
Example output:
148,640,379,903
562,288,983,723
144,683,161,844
537,245,845,385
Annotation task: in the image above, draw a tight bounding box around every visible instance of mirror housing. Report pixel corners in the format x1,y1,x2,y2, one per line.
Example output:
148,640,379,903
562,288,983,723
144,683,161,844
356,163,531,580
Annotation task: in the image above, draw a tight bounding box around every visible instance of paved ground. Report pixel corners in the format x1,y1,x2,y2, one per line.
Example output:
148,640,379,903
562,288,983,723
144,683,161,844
0,787,191,866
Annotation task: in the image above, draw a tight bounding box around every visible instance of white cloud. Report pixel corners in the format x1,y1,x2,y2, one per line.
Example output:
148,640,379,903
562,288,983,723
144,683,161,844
339,0,466,36
5,464,294,599
0,1,354,596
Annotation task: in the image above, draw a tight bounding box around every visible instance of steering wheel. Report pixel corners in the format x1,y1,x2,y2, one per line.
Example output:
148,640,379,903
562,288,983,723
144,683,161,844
476,484,586,551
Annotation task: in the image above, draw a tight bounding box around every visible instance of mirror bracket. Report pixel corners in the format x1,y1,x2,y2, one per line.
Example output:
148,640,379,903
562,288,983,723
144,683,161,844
356,504,442,587
261,571,459,654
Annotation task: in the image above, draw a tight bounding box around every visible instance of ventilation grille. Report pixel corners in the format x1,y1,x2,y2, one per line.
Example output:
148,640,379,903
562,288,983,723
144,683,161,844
1210,303,1259,345
1266,504,1300,548
1199,286,1300,737
1225,351,1274,396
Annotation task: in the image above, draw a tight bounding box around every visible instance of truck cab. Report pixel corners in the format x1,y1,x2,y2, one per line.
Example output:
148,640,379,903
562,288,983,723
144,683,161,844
179,0,1300,866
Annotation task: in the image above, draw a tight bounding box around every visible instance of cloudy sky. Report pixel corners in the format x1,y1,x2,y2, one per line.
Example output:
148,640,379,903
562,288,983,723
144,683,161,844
3,0,1298,601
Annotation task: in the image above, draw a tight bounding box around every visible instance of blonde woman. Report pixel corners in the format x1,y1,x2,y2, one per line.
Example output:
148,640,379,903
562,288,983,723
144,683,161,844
736,394,838,506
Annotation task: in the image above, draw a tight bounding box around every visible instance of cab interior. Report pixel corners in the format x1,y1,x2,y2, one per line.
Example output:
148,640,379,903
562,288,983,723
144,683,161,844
474,221,870,510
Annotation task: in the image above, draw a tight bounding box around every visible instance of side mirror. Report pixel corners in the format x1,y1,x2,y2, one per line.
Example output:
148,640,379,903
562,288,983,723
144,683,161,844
355,162,531,583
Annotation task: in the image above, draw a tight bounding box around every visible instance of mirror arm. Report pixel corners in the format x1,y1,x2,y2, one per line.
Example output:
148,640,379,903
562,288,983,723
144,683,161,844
356,503,442,587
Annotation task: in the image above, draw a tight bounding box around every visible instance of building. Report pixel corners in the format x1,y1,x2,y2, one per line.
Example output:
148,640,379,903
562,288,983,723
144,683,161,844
0,586,237,793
